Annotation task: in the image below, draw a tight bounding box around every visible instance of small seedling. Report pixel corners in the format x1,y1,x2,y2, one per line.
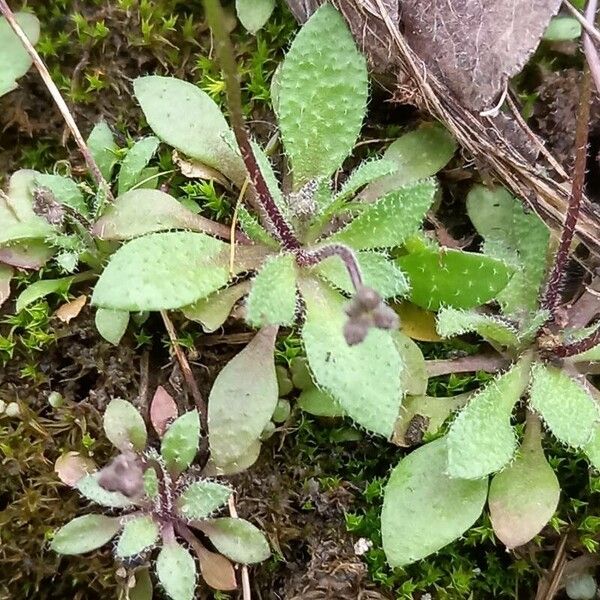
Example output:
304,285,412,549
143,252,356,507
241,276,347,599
51,388,269,600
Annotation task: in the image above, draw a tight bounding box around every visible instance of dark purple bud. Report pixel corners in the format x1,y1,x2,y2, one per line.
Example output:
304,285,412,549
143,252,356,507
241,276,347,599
344,318,369,346
355,286,381,311
373,305,400,330
97,452,144,498
33,188,65,226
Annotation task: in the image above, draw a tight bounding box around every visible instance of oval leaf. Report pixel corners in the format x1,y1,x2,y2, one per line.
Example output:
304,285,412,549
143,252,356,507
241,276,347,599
116,515,159,558
489,416,559,549
95,307,129,346
196,544,237,591
198,518,270,564
177,481,232,520
92,232,231,311
301,278,402,437
76,474,134,508
446,359,530,479
54,452,96,487
381,437,488,567
150,385,179,437
51,514,121,555
104,398,147,451
236,0,275,33
208,326,278,467
156,542,197,600
161,410,200,476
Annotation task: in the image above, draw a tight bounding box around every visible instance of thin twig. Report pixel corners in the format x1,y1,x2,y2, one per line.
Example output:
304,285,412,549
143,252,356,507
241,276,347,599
541,66,591,315
0,0,113,201
564,0,600,46
228,496,252,600
160,310,209,459
203,0,300,252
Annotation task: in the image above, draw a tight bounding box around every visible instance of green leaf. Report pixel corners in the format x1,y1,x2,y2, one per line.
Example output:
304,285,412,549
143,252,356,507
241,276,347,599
467,185,550,316
0,220,54,246
488,417,559,549
103,398,147,451
208,326,278,467
381,437,488,567
87,121,118,181
15,276,74,313
203,439,262,476
183,281,250,333
361,123,457,202
199,518,270,564
393,393,471,446
0,263,12,307
156,542,197,600
76,474,134,508
328,180,437,250
116,516,159,558
446,359,530,479
0,169,38,223
236,0,275,33
334,159,397,203
237,205,277,247
301,278,402,437
92,189,226,240
161,410,200,476
0,13,39,97
529,363,600,448
436,307,520,348
544,16,581,41
585,427,600,470
95,308,129,345
129,568,153,600
35,174,88,217
276,4,368,188
314,251,409,299
143,467,159,499
177,481,232,520
51,514,122,555
393,331,428,397
91,232,231,311
134,76,245,185
396,248,513,310
297,386,345,417
246,254,297,327
118,136,160,195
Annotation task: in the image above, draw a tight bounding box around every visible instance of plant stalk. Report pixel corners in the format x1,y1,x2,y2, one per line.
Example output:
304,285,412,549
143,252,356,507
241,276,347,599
298,244,364,290
202,0,300,251
0,0,113,201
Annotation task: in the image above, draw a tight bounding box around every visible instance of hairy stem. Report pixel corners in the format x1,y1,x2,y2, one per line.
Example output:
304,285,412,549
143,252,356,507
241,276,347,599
202,0,300,251
0,0,113,201
297,244,364,290
549,325,600,358
541,66,591,315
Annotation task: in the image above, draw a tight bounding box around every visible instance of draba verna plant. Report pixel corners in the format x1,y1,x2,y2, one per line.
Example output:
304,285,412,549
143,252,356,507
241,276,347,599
87,1,515,476
52,390,269,600
381,163,600,567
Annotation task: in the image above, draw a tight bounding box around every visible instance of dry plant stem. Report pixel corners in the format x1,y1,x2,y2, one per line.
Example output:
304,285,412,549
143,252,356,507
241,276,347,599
228,496,252,600
583,0,600,93
541,66,591,315
160,310,209,457
425,354,511,378
203,0,301,252
0,0,113,201
565,0,600,46
229,178,250,276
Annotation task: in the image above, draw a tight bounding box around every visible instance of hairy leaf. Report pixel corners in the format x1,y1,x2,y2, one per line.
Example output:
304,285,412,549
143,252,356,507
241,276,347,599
161,410,200,476
51,514,121,555
104,398,147,452
198,518,270,564
297,386,345,417
118,136,160,195
134,76,245,185
0,13,39,97
35,174,88,217
116,516,159,558
76,474,133,508
208,326,278,467
334,158,397,203
177,481,232,520
467,185,550,316
95,308,129,346
156,542,197,600
361,123,457,202
236,0,275,33
397,248,513,310
276,4,368,188
329,180,437,250
87,121,118,181
529,364,600,448
203,439,262,476
393,331,428,396
92,232,231,311
301,278,402,437
382,437,488,567
246,254,297,327
446,359,530,479
488,417,559,549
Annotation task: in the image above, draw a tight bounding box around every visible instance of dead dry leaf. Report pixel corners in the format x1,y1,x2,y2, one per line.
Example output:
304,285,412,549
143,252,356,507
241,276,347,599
150,385,178,438
173,151,232,188
55,294,87,323
196,543,237,591
55,451,97,486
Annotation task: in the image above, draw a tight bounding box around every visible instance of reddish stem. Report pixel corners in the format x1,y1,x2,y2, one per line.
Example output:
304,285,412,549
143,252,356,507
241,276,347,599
298,244,364,290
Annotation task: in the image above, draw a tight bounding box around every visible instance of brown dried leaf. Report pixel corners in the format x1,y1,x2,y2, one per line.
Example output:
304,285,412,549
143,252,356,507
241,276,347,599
150,385,179,437
197,544,237,591
173,151,231,188
54,294,87,323
0,264,13,308
54,451,97,486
